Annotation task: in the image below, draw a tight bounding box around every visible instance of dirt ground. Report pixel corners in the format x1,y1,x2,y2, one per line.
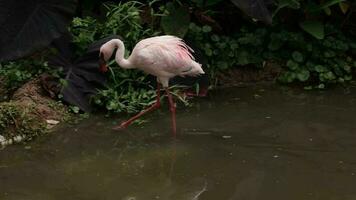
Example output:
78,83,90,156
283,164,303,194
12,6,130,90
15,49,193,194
0,78,68,146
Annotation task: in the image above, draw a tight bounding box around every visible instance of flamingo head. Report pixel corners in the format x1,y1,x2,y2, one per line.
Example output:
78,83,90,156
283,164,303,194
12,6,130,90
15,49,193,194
99,42,115,73
98,51,108,73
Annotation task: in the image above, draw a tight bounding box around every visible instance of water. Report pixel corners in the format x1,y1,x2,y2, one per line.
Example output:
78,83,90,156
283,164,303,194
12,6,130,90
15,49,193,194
1,84,356,200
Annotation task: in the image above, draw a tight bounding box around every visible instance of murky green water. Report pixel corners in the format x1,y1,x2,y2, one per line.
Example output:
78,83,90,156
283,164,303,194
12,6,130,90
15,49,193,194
1,84,356,200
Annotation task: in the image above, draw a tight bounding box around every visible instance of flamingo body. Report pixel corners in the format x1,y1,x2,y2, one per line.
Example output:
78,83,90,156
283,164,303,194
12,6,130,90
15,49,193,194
100,35,204,87
99,35,204,135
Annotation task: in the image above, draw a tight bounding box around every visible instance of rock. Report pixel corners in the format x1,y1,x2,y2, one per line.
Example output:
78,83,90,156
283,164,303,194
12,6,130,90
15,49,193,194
0,135,5,143
46,119,60,125
13,135,23,143
46,119,60,129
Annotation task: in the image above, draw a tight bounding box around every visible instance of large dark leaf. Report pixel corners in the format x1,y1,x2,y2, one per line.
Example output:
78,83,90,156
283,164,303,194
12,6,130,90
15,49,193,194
0,0,77,62
49,35,120,112
230,0,273,24
161,2,191,38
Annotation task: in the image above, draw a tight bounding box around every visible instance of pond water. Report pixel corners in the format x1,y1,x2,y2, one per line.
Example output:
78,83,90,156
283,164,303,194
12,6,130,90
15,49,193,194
1,84,356,200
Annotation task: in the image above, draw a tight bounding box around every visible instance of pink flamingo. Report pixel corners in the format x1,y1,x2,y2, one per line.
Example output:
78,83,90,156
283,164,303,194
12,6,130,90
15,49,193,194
99,35,204,136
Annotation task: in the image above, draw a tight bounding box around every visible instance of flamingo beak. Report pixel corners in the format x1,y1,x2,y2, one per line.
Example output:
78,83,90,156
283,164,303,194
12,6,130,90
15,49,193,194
99,52,108,73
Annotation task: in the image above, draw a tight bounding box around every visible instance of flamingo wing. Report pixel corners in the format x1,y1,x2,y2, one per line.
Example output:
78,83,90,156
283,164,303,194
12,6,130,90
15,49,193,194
130,36,200,77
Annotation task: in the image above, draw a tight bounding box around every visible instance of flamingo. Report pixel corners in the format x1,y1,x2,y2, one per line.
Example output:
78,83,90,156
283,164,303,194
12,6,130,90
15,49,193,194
99,35,205,136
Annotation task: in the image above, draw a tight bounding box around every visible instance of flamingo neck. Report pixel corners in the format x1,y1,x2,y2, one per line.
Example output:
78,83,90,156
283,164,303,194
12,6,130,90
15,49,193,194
111,39,134,69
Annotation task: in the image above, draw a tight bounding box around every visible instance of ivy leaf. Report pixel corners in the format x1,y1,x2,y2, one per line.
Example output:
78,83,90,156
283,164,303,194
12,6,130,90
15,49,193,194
287,60,299,71
315,65,327,72
317,83,325,89
300,21,324,39
297,70,310,82
292,51,304,63
279,71,296,83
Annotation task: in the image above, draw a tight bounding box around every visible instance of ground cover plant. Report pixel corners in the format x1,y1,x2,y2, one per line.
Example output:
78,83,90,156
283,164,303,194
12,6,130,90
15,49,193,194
0,0,355,115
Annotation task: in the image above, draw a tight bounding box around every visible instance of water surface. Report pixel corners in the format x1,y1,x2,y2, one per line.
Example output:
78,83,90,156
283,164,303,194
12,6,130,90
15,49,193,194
1,84,356,200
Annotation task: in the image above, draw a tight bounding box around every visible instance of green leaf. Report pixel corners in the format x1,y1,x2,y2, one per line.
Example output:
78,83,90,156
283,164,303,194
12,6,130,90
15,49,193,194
191,0,224,7
211,34,220,42
315,65,327,72
309,0,346,12
304,86,313,90
297,70,310,82
286,60,299,71
339,2,349,14
161,3,190,37
324,7,332,15
273,0,300,17
292,51,304,63
268,38,283,51
324,71,336,80
202,25,212,33
317,83,325,89
278,71,296,83
300,21,324,39
344,75,352,81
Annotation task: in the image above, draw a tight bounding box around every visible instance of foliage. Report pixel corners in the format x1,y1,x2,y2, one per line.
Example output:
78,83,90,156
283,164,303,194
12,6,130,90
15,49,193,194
274,25,356,88
0,58,51,92
0,102,46,139
186,23,266,77
186,22,356,87
93,68,157,113
2,0,355,117
69,1,159,113
273,0,353,39
70,1,158,56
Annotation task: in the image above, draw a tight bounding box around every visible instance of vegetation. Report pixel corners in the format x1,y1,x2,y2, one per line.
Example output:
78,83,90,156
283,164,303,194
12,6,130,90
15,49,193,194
0,102,46,139
0,58,50,98
70,1,159,113
1,0,356,116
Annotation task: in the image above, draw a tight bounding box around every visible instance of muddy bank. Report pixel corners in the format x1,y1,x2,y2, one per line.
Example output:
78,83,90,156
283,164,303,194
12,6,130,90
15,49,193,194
0,78,69,147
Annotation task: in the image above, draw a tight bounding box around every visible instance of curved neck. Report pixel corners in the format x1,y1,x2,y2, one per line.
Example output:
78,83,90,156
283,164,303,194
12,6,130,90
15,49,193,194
109,39,134,69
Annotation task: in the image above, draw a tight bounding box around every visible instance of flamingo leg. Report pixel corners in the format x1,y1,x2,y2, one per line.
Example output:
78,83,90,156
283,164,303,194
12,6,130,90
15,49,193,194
113,82,161,130
165,88,177,137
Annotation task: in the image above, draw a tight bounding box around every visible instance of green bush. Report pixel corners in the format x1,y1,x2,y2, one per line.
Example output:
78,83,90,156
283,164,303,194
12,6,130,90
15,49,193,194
0,58,50,93
187,22,356,88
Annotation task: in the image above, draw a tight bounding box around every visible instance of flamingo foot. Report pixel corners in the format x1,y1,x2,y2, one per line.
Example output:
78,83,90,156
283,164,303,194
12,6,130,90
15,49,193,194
112,82,162,131
112,121,130,130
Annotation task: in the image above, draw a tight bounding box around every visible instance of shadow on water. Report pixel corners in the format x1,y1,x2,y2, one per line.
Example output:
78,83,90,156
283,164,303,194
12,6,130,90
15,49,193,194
1,84,356,200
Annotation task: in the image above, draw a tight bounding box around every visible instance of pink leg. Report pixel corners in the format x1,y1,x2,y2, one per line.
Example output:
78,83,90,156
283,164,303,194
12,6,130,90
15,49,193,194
165,88,177,137
113,83,161,130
